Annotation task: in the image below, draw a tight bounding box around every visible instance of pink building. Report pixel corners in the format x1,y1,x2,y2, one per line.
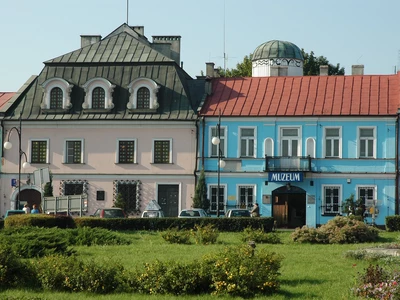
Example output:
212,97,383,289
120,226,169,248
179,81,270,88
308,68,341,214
0,24,205,217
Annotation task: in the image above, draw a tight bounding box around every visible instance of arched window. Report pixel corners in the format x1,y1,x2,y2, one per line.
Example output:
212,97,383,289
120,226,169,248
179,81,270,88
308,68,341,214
92,87,105,109
137,87,150,109
50,87,63,109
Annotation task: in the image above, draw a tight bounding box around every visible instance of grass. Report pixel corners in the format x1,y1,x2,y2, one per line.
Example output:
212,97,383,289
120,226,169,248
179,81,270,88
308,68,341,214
0,229,399,299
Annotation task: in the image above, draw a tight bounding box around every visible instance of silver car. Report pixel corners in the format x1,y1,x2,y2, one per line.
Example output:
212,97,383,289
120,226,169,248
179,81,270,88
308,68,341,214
178,209,209,218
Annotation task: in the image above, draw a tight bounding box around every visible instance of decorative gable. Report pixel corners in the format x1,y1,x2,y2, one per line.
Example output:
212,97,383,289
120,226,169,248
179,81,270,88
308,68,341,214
82,77,115,113
127,78,160,113
41,78,73,113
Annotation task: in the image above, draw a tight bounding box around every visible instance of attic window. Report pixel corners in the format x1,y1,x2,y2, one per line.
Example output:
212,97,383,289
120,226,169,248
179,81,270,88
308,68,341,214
41,78,73,112
127,78,159,113
82,77,115,112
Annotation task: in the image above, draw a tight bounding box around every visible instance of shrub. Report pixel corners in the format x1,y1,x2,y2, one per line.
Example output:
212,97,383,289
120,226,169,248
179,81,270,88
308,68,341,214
67,227,131,246
241,227,281,244
204,244,282,297
191,224,219,245
161,227,191,244
4,214,75,229
292,216,379,244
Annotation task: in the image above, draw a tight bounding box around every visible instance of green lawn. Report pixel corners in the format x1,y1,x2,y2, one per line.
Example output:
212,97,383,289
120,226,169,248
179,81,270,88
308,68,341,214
1,229,398,299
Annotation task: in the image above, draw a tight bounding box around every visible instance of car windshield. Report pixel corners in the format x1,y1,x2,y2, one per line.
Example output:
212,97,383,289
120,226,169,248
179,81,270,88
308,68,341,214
180,210,201,217
104,209,124,218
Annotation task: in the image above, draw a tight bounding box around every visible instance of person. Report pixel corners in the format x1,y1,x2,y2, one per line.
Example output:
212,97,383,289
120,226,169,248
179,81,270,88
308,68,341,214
251,203,260,217
23,203,30,214
31,204,39,214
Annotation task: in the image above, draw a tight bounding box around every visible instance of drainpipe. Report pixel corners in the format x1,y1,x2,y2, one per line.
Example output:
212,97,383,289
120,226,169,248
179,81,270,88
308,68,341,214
201,116,205,168
194,118,200,189
396,112,399,215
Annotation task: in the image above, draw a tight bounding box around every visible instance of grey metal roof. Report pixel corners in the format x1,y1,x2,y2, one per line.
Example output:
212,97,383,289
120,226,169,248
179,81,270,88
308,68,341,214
252,40,303,61
4,24,205,121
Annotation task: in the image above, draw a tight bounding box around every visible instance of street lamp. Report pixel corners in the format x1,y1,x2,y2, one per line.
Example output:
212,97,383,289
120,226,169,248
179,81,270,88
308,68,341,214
3,118,30,210
211,113,225,217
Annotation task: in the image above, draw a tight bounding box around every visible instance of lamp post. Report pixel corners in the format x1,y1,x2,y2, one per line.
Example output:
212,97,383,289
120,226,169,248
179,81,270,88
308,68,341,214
3,118,30,210
211,113,225,217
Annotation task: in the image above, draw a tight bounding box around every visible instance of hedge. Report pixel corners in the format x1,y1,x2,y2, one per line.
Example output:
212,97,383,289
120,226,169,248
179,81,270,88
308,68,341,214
385,215,400,231
3,215,275,232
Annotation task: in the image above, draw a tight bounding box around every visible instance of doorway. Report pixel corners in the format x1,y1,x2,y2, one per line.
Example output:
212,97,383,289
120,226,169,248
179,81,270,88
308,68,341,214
19,189,42,210
157,184,179,217
272,185,306,228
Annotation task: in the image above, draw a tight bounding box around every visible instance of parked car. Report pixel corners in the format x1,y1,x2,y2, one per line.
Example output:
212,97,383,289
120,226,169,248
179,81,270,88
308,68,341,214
4,210,26,218
91,208,126,218
46,211,73,217
178,208,209,218
225,209,251,218
141,210,165,218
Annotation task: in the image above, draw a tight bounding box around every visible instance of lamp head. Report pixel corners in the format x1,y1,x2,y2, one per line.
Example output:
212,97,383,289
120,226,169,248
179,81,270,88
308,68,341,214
211,136,220,145
4,141,12,150
219,159,226,168
22,162,30,169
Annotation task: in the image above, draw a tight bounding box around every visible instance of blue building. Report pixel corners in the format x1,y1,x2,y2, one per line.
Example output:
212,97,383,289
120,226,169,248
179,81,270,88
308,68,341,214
198,40,399,227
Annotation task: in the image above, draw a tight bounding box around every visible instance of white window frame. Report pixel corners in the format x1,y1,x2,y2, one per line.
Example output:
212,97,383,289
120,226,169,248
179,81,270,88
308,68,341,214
208,184,227,213
264,138,274,157
29,138,50,164
41,78,73,110
116,138,137,164
64,139,84,164
279,126,301,157
358,127,376,158
239,126,256,158
306,137,315,158
210,125,226,157
357,185,376,205
237,184,256,209
322,184,341,215
324,127,341,158
82,77,115,109
152,138,172,164
127,77,160,110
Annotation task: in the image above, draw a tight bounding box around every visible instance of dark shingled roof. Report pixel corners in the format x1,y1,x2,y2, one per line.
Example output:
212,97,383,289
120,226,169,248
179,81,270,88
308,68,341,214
4,24,205,121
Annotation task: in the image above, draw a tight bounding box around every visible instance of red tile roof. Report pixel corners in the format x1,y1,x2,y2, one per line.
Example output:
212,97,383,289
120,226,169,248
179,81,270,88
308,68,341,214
200,74,400,117
0,92,15,110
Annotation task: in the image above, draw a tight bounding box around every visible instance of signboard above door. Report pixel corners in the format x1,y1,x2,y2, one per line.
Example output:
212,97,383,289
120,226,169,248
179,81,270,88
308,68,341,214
268,172,303,182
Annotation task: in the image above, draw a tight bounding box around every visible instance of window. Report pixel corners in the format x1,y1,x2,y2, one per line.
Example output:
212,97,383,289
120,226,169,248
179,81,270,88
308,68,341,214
323,185,341,215
153,139,171,163
64,183,83,195
65,140,83,164
92,87,105,109
264,138,274,157
325,128,340,158
238,185,254,209
31,140,48,163
127,78,160,111
82,77,115,110
41,78,73,111
358,186,375,214
281,127,300,156
116,182,138,213
209,185,225,213
137,87,150,109
211,126,225,157
240,127,255,157
118,140,136,163
359,128,375,158
50,87,63,109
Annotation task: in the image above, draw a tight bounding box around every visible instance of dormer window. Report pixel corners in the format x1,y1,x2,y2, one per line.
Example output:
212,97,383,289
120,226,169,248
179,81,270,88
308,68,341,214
127,78,160,113
82,77,115,113
41,78,73,113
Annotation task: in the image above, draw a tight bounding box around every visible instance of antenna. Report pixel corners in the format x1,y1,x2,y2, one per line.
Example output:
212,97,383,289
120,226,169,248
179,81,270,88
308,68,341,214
223,0,226,72
126,0,129,24
397,49,400,73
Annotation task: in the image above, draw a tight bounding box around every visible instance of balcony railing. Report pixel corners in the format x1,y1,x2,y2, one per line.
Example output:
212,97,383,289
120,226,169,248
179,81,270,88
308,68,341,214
265,156,312,172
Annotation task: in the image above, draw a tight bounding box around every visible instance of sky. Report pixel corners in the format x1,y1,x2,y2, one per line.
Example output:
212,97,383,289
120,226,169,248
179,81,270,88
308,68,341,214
1,0,400,92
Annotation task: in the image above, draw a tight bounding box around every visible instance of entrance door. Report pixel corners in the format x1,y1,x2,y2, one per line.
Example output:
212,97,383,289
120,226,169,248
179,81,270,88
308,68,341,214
272,186,306,228
19,189,42,210
158,185,179,217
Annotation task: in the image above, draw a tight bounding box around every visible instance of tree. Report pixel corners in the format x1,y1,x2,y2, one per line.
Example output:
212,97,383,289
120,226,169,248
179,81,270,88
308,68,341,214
218,54,252,77
192,169,209,210
43,174,53,197
113,193,127,211
302,49,345,75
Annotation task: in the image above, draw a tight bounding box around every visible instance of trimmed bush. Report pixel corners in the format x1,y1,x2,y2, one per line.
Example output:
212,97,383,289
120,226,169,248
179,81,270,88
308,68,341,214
241,227,281,244
4,214,75,229
386,216,400,231
161,227,191,244
191,224,219,245
67,227,131,246
292,216,379,244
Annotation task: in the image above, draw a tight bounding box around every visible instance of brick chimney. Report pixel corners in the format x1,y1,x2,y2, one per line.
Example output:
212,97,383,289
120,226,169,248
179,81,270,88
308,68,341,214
80,35,101,48
320,65,329,76
352,65,364,75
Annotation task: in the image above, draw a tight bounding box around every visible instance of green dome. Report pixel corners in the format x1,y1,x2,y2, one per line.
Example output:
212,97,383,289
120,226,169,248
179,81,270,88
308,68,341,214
252,40,303,61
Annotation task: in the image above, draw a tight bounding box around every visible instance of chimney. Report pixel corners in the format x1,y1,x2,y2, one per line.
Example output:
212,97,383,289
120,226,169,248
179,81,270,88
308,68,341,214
152,36,181,65
132,26,144,36
80,35,101,48
352,65,364,75
320,65,329,76
206,62,215,77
